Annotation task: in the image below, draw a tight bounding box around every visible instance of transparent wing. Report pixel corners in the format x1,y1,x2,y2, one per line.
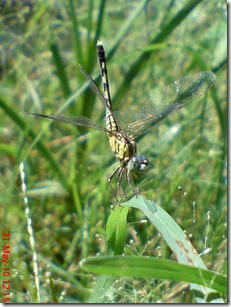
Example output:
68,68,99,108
79,64,124,132
25,112,108,132
117,71,216,139
25,65,126,135
78,65,107,108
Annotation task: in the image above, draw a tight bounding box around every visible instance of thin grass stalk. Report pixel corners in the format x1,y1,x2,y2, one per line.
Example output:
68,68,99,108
50,43,71,98
113,0,204,106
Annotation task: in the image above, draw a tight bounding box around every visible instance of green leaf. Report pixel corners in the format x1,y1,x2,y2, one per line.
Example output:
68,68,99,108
80,256,227,299
123,196,206,267
106,205,129,255
121,195,226,301
80,195,226,302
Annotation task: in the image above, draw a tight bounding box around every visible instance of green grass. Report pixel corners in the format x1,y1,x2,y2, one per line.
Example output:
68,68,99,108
0,0,227,303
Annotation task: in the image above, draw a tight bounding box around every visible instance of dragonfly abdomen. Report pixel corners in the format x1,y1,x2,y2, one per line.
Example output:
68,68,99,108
97,41,112,110
106,112,119,132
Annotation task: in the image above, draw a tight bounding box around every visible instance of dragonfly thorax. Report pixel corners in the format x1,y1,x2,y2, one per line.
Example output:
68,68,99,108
127,155,150,178
108,132,137,164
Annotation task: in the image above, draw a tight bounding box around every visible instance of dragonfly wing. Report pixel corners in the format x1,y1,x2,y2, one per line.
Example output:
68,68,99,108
25,112,108,132
79,64,125,133
121,71,216,139
79,64,108,109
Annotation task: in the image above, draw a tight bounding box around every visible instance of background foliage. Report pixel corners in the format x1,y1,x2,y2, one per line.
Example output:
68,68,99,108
0,0,226,303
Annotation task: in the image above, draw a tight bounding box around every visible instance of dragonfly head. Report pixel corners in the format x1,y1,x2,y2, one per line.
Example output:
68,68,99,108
127,155,150,178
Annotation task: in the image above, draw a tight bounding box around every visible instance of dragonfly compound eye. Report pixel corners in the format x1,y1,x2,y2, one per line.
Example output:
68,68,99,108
140,160,150,171
127,155,150,175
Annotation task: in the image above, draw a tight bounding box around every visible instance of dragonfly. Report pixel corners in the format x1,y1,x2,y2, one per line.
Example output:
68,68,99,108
26,41,216,202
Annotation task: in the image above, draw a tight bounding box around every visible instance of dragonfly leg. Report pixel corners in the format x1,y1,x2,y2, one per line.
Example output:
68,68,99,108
108,165,120,203
117,167,129,202
132,175,140,197
126,169,140,197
